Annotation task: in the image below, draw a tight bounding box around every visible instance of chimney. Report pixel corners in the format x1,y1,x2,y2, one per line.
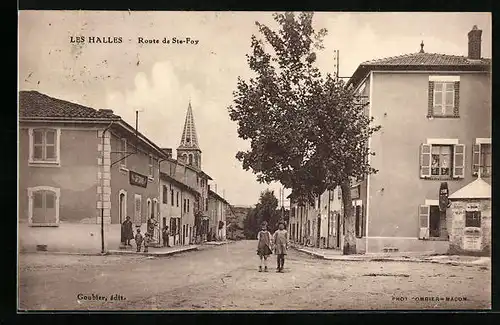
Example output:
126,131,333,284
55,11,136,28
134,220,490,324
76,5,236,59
468,25,482,60
161,148,172,158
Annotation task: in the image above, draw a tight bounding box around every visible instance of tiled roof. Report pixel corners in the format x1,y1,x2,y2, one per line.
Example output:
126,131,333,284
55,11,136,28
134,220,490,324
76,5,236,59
361,52,491,66
19,90,120,120
449,178,491,200
348,52,491,89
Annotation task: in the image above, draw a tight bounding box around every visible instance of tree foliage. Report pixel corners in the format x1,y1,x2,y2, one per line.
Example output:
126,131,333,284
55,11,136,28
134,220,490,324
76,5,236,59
229,12,381,254
243,189,281,239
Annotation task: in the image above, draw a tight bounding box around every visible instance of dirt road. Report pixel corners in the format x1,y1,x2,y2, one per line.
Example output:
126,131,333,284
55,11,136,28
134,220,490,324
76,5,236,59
18,240,490,310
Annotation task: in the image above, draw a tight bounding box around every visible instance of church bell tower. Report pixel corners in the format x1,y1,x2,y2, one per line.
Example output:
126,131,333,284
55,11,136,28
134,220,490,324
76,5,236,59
177,101,202,169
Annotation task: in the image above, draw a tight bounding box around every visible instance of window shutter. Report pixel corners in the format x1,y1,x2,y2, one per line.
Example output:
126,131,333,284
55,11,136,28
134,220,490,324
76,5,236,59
427,81,434,117
453,144,465,178
418,205,430,239
453,81,460,117
420,144,432,178
472,144,481,176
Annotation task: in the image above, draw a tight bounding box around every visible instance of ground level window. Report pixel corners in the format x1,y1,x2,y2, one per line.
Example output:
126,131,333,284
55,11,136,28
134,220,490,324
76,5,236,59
30,188,59,225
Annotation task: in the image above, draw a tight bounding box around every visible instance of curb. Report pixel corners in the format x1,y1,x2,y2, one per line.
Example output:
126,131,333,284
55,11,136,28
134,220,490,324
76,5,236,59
203,241,236,246
20,251,109,257
107,246,198,257
292,247,490,266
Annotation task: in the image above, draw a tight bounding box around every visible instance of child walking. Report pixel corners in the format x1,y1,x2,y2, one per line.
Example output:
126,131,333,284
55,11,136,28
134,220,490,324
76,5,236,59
143,232,151,252
135,228,144,252
256,221,273,272
273,221,289,273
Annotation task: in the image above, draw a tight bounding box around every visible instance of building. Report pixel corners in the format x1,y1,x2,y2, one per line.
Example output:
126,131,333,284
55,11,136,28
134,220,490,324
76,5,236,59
19,91,230,253
288,188,344,249
159,168,199,246
208,188,230,241
448,177,491,255
19,91,169,253
173,102,213,242
343,25,491,254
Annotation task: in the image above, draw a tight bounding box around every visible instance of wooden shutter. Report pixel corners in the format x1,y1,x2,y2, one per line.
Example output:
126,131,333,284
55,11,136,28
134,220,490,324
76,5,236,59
453,81,460,117
418,205,430,239
472,144,481,176
420,144,432,178
427,81,434,117
453,144,465,178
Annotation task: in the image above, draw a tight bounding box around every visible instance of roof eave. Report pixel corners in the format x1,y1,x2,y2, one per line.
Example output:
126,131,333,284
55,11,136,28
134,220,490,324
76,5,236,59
347,63,491,90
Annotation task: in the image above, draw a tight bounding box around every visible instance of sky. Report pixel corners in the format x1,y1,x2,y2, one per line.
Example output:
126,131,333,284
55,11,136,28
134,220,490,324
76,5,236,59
18,11,491,207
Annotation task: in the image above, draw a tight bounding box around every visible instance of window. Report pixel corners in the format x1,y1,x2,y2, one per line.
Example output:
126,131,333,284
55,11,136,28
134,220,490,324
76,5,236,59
188,154,193,165
428,76,459,118
420,143,464,179
28,187,60,226
170,218,177,236
29,128,60,165
176,192,179,207
120,138,127,169
205,198,208,211
183,198,187,213
162,186,168,204
465,211,481,228
433,82,455,116
187,199,190,213
431,145,452,177
171,189,174,206
473,140,491,177
148,155,154,179
337,188,341,200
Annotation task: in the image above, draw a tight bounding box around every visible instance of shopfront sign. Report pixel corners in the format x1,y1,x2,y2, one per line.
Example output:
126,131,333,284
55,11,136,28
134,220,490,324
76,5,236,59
439,182,449,212
129,171,148,188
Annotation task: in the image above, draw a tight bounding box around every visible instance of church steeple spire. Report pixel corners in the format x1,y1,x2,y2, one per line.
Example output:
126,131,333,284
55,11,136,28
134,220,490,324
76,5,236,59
177,101,202,168
179,101,200,149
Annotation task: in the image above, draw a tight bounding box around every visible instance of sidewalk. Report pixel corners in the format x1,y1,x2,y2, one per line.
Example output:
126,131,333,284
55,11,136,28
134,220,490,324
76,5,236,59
203,240,235,246
107,245,198,257
292,245,491,266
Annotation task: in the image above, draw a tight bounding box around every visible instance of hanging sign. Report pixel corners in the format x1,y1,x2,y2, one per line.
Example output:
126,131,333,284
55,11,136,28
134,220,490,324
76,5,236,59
130,171,148,188
439,182,449,212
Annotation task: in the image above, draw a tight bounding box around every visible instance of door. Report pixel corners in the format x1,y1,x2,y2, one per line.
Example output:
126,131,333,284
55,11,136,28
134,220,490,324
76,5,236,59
336,213,341,248
32,190,57,224
316,217,321,247
134,194,142,225
119,193,126,224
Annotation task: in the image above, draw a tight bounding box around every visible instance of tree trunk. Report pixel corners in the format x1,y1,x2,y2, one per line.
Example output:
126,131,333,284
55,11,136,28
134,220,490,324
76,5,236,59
341,180,356,255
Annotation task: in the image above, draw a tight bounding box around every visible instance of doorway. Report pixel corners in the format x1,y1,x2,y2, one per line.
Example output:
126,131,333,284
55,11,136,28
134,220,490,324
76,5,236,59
316,217,321,247
429,206,441,238
119,192,126,224
336,213,341,248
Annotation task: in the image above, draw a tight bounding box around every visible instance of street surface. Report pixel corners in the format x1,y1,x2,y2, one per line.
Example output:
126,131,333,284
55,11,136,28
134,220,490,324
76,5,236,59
18,240,490,310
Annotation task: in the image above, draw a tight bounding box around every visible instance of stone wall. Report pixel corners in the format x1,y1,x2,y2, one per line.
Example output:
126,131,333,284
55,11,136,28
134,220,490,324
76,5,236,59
449,199,491,255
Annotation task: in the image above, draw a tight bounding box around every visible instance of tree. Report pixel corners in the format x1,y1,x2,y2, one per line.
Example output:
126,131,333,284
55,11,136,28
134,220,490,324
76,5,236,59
243,189,281,238
229,12,380,254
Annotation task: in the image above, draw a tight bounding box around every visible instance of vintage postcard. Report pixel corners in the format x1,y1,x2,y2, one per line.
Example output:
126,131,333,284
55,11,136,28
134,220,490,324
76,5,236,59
18,11,491,311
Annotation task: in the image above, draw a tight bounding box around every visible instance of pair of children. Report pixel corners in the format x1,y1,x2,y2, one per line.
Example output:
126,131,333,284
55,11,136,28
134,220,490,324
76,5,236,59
256,221,288,273
134,228,152,253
